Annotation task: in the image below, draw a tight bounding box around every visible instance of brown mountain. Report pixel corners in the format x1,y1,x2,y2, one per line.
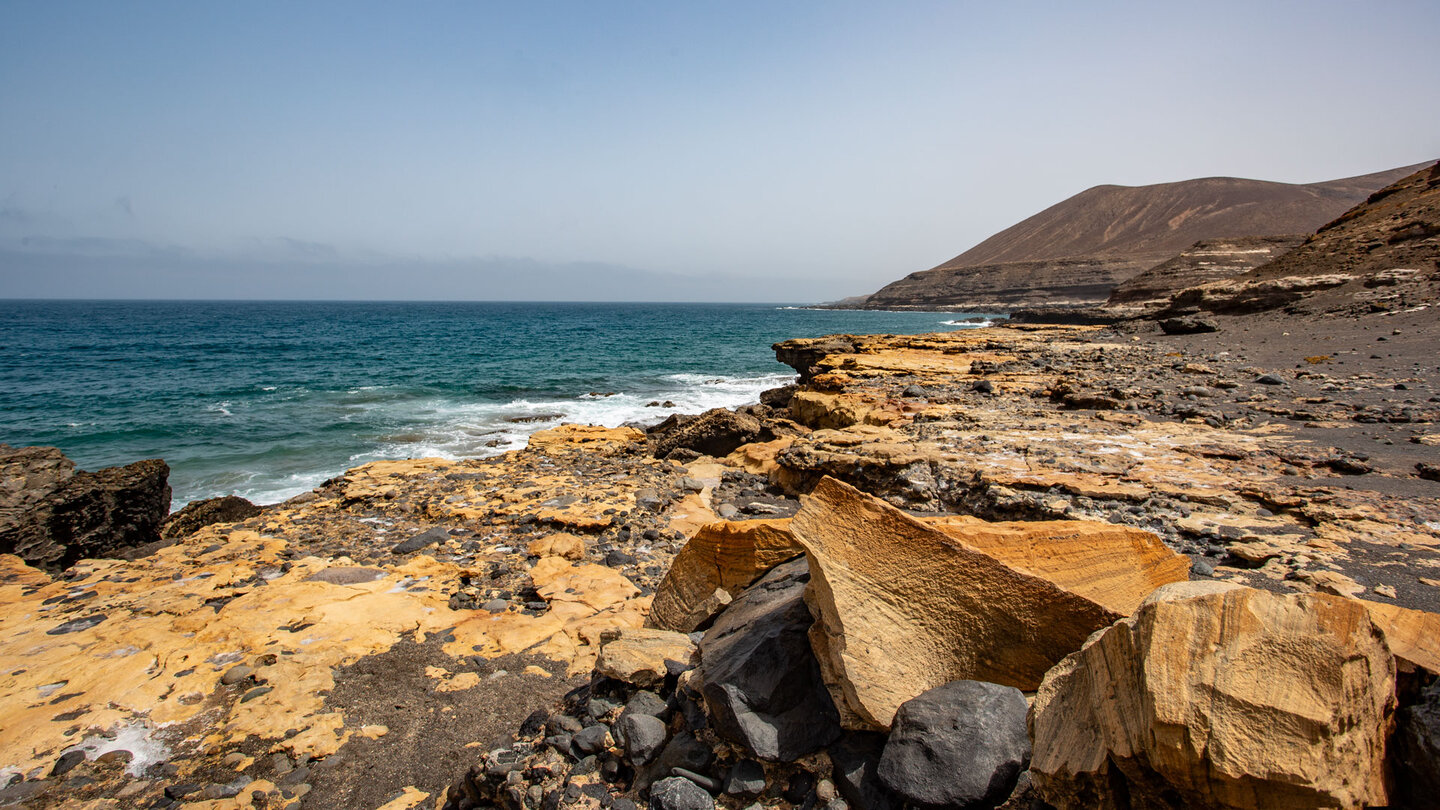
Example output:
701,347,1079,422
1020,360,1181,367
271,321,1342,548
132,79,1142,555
1154,160,1440,317
863,162,1428,310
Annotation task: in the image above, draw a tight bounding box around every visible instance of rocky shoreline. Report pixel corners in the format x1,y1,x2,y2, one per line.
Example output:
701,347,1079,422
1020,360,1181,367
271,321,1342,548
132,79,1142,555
2,309,1439,809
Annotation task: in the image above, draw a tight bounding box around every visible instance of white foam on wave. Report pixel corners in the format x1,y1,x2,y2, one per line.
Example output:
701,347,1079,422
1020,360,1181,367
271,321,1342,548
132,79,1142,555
180,371,797,507
354,371,796,466
939,318,995,327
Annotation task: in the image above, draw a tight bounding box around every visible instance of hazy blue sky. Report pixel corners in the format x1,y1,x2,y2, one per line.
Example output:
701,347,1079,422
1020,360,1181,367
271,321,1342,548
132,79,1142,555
2,1,1437,301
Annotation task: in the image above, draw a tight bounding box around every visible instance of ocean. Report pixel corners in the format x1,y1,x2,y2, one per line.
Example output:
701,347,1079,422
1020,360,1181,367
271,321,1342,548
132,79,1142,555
0,300,992,507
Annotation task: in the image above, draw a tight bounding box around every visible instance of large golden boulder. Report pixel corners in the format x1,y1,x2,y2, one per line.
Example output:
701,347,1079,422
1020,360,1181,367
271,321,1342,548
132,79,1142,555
1029,581,1395,809
790,477,1188,729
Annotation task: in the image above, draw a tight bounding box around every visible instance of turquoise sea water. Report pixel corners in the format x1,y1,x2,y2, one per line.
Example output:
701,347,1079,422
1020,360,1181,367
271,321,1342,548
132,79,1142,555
0,301,993,506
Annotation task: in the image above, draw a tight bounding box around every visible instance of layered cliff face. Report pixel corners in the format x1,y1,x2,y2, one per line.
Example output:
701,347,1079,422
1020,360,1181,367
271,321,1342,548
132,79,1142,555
1154,160,1440,317
1106,235,1306,306
863,257,1142,310
862,162,1426,310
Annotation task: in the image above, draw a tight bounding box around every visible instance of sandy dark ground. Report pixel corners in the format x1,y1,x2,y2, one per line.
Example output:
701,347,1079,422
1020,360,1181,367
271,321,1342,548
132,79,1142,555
1129,308,1439,480
300,643,583,809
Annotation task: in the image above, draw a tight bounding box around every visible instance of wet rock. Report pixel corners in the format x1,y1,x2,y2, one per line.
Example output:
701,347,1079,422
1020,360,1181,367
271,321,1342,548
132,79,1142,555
161,495,262,539
651,408,770,459
1030,582,1395,809
1255,373,1285,385
877,680,1029,810
698,557,842,761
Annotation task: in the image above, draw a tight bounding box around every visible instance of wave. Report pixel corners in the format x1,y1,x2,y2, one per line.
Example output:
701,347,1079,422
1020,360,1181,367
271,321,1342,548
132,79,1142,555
940,318,995,328
174,370,798,507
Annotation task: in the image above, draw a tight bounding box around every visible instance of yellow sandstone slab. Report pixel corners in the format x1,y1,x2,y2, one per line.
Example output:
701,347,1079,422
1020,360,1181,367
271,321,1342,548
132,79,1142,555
791,477,1188,730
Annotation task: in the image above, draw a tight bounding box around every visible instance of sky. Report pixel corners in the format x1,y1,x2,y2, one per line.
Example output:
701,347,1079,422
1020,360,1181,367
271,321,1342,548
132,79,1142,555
2,1,1438,302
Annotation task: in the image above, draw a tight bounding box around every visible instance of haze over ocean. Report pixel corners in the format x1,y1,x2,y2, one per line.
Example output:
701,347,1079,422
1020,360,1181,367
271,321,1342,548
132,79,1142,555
2,2,1437,302
0,301,992,506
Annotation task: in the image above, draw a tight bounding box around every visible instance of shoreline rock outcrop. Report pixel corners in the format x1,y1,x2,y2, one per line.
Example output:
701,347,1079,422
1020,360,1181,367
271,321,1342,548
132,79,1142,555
0,445,170,572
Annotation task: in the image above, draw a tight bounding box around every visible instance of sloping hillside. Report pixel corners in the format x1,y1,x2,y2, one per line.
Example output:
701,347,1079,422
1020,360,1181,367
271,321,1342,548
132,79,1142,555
862,162,1427,310
1107,235,1306,306
1154,161,1440,317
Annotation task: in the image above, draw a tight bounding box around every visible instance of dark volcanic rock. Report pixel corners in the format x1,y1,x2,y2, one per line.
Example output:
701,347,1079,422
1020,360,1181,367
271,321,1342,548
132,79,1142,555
650,408,771,459
759,385,798,410
698,557,842,761
650,776,715,810
162,495,263,539
877,680,1030,810
831,731,902,810
616,713,667,765
0,446,171,572
392,526,450,554
1393,679,1440,806
1158,316,1219,335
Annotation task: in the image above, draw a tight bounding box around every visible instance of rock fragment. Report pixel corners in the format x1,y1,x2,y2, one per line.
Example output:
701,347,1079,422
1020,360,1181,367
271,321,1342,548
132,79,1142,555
595,628,696,687
877,680,1029,810
792,477,1186,729
647,519,803,632
650,776,715,810
1029,581,1395,809
651,408,770,459
161,494,262,539
391,526,449,554
698,557,842,760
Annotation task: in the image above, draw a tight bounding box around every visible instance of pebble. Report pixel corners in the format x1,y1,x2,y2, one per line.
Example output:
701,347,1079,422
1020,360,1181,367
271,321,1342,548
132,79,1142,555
50,750,86,777
96,750,133,766
651,776,716,810
572,724,610,755
723,759,766,797
220,665,254,685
